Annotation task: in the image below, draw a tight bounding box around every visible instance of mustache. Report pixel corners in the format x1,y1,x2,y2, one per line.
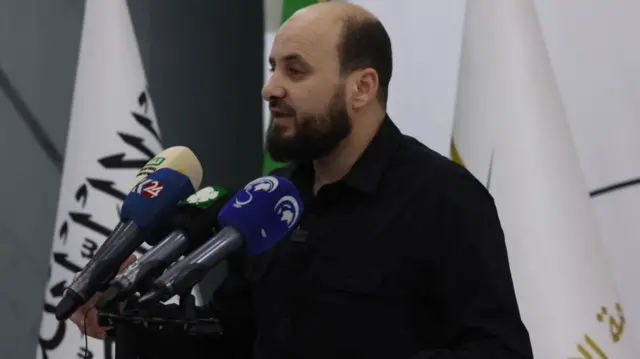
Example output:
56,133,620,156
268,99,296,115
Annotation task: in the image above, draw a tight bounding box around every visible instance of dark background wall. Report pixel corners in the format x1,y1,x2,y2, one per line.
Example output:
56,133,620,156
0,1,264,358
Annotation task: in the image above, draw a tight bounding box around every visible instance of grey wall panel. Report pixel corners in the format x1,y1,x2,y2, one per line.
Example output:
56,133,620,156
0,1,83,358
0,81,63,359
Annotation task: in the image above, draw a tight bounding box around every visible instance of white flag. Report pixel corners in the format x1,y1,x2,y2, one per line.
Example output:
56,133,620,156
37,1,162,358
544,2,640,343
577,57,640,349
581,113,640,349
450,0,637,357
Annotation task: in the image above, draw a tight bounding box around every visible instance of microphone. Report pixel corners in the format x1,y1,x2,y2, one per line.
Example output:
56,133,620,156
95,186,231,309
55,150,203,320
129,146,203,196
126,145,204,247
138,175,303,304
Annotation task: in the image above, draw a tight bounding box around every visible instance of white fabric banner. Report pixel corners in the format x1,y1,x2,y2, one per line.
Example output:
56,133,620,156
451,0,636,357
37,1,162,358
535,0,640,345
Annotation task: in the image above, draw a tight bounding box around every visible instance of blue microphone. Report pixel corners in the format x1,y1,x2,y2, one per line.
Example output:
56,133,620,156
138,175,303,303
55,168,197,320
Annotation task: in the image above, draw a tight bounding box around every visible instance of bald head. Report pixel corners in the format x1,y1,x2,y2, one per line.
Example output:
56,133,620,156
262,2,393,162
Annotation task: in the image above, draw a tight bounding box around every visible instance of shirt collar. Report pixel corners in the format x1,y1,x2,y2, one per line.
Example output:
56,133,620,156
286,114,402,194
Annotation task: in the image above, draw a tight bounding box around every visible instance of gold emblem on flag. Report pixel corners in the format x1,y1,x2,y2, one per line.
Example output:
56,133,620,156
568,302,626,359
449,137,465,167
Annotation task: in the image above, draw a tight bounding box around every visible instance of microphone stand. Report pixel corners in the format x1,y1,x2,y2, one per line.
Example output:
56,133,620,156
179,291,197,320
97,291,224,359
97,300,137,359
114,315,137,359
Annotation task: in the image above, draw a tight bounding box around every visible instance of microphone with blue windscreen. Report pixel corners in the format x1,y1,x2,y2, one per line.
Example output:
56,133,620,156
55,167,200,320
95,186,232,309
138,175,303,304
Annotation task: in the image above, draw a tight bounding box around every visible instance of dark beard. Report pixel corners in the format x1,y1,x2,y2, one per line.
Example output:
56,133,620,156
266,88,351,162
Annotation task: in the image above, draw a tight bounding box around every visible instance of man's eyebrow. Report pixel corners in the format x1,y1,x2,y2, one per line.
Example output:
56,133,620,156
269,53,312,67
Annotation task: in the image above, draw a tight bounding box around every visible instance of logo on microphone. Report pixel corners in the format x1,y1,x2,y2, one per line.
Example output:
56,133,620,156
274,195,300,228
147,156,166,166
234,176,280,208
186,187,220,204
133,178,164,198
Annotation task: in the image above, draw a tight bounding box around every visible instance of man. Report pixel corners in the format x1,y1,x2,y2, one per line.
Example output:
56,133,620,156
71,3,534,358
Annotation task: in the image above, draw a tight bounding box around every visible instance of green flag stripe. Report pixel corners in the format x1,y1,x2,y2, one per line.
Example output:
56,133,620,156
262,0,329,175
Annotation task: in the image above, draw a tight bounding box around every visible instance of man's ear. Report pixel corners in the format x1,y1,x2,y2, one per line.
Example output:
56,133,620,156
350,68,379,109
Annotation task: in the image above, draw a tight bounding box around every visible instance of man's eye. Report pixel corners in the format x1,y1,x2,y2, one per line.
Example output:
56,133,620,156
287,67,302,76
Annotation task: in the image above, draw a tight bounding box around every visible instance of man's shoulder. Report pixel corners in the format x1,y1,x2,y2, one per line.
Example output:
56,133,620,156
393,134,492,200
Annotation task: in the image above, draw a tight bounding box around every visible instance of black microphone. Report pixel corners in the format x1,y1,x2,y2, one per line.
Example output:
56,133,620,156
95,187,232,309
139,175,303,304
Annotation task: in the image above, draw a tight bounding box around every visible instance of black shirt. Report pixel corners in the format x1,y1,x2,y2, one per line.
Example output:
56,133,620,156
136,115,534,359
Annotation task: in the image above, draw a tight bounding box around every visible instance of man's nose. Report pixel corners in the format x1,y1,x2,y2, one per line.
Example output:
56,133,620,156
262,75,286,100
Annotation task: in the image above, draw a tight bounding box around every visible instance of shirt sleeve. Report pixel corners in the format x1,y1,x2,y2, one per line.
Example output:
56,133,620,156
409,171,534,359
